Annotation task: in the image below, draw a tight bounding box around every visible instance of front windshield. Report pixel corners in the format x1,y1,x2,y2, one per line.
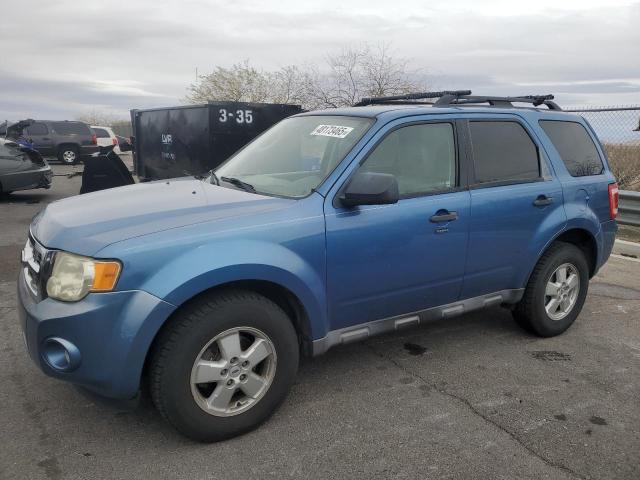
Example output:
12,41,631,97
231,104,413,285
214,115,373,198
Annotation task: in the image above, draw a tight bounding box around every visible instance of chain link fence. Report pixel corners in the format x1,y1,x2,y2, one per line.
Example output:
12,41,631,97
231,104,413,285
565,106,640,191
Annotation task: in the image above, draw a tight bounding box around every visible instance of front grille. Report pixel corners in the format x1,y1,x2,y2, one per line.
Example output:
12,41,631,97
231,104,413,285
21,234,53,300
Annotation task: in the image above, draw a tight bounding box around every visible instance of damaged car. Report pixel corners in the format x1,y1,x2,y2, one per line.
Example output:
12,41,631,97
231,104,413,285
0,122,52,195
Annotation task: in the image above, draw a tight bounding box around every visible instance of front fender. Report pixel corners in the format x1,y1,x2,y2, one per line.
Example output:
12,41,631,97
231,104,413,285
132,240,327,340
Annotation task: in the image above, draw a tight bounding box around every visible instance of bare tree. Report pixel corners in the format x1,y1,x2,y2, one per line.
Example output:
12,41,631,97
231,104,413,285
361,43,424,97
308,43,427,108
185,43,428,110
269,65,316,106
185,60,272,104
76,109,125,126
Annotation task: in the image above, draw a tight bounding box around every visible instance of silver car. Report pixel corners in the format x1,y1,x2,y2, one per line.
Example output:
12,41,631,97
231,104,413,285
0,138,52,195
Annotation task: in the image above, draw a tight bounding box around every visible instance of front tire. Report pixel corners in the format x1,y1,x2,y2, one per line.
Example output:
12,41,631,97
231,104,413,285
513,242,589,337
149,290,299,442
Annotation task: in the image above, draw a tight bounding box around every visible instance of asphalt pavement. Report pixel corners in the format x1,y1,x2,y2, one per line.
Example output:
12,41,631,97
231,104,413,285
0,163,638,480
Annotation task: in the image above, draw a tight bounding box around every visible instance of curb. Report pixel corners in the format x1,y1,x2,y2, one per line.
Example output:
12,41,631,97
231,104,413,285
613,239,640,259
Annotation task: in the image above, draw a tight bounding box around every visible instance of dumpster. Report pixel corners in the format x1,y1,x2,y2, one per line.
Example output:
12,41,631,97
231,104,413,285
131,101,304,181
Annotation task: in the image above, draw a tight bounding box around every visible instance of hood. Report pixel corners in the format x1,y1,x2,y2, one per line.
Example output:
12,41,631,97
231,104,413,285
31,179,294,256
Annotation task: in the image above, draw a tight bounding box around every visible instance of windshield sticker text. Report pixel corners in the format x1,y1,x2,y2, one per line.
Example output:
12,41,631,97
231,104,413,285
310,125,354,138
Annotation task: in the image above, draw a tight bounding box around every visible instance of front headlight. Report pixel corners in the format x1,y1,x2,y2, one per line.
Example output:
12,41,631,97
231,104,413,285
46,252,121,302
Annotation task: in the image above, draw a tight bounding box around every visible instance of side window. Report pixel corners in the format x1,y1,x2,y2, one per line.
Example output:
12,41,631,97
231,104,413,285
539,120,604,177
92,128,110,138
469,121,540,184
26,123,48,136
52,122,89,135
360,123,456,197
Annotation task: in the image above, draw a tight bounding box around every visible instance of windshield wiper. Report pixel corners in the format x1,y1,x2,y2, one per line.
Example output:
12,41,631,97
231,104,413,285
190,169,220,184
220,176,256,193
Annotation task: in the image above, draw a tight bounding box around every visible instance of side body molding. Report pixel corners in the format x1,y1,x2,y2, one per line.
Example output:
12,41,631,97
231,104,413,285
312,288,524,355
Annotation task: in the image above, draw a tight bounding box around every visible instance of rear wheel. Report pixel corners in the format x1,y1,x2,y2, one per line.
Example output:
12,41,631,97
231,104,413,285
58,146,79,164
513,242,589,337
149,290,299,442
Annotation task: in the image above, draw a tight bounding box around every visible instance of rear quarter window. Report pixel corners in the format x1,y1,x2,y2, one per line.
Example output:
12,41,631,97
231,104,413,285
52,122,91,135
539,120,604,177
92,128,110,138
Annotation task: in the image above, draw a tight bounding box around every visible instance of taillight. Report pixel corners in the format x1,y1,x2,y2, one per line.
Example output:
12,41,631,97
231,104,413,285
91,133,97,145
608,182,619,219
112,137,118,145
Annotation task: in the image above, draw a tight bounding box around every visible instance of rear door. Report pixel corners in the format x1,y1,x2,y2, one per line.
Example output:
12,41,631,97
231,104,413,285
325,119,471,331
460,117,566,299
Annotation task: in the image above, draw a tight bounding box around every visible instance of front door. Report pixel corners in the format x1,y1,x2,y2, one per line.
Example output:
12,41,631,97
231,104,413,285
325,121,471,330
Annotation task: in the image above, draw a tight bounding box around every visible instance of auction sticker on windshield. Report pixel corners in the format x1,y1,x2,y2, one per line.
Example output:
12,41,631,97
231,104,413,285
310,125,354,138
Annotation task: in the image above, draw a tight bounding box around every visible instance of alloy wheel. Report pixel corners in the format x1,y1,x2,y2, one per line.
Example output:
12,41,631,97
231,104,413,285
544,263,580,321
190,327,277,417
62,150,76,163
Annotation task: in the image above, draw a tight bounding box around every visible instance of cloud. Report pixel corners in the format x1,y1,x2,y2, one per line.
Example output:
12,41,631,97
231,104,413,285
0,0,638,118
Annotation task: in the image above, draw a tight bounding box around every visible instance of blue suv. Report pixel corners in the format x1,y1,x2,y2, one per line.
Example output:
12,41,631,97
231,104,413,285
17,92,618,441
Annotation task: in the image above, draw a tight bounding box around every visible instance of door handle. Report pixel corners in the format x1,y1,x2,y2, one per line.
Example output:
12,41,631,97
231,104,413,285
430,210,458,223
533,195,553,207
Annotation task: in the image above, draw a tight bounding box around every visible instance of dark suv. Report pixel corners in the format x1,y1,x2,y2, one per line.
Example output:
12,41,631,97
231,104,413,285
23,120,99,164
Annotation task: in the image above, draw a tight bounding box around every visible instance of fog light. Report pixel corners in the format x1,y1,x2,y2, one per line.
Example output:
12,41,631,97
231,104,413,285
42,337,81,372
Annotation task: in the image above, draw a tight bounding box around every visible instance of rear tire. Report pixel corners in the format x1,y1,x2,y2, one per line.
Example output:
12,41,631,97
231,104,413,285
58,146,79,164
513,242,589,337
149,290,299,442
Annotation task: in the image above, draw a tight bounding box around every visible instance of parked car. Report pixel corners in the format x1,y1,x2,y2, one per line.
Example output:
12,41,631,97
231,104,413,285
20,120,99,164
17,91,618,442
115,135,133,152
0,138,52,195
91,125,122,154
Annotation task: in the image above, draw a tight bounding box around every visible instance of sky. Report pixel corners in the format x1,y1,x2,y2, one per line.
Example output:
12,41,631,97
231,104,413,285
1,0,639,120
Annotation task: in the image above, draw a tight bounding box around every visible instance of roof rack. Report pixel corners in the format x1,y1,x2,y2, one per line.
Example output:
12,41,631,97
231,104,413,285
354,90,562,110
435,93,561,110
354,90,472,106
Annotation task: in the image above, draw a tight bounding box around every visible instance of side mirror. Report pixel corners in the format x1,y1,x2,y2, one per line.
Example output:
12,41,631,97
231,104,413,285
340,171,399,207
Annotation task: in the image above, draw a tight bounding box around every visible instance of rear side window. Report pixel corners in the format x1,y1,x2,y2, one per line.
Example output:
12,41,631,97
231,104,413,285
52,122,90,135
469,121,540,184
539,120,604,177
92,128,110,138
360,123,456,197
26,123,48,135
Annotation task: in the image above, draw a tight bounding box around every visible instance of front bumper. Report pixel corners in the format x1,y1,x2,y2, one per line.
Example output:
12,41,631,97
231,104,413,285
2,165,52,192
17,269,176,399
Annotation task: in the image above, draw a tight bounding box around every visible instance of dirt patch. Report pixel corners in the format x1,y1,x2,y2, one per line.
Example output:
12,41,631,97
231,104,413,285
0,245,22,282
